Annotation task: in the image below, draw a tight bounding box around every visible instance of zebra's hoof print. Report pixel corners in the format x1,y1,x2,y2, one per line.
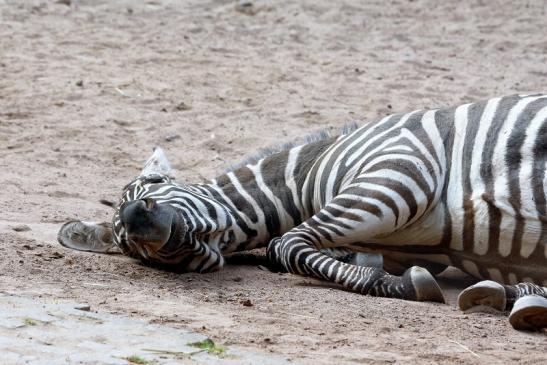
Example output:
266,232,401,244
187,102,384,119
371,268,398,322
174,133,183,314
58,94,547,331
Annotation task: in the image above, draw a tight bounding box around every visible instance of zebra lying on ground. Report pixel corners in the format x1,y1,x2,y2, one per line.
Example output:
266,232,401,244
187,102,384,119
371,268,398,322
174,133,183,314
59,94,547,331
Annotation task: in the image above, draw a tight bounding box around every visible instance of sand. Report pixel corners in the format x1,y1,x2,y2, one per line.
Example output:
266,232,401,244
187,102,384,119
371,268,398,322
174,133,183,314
1,0,546,363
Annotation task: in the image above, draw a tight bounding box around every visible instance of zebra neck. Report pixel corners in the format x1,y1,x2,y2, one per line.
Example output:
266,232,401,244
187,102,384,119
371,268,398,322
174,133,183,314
196,137,338,252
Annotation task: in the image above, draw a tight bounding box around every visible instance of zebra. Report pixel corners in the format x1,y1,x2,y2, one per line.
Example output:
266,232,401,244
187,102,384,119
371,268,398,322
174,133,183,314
58,93,547,331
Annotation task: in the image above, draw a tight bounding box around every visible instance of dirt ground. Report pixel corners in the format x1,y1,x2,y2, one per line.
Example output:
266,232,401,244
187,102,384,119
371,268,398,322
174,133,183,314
1,0,547,363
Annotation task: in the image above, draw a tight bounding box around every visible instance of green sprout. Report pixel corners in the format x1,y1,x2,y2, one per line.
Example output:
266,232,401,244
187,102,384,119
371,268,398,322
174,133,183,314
23,318,37,326
188,338,226,355
125,355,149,364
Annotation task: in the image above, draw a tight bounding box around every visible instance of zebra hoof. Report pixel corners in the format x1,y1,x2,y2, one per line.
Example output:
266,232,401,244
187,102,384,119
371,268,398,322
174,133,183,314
457,280,506,312
58,220,115,253
509,295,547,331
406,266,445,303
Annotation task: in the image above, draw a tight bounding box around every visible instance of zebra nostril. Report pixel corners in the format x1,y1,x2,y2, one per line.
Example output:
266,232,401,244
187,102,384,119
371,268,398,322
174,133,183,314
120,200,148,227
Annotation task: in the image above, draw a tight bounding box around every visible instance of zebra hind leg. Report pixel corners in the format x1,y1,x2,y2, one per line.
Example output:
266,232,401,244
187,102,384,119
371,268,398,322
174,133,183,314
458,281,547,330
57,220,116,253
508,295,547,331
457,280,508,312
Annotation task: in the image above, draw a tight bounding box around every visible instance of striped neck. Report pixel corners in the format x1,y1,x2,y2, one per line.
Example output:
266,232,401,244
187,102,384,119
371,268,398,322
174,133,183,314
195,136,338,253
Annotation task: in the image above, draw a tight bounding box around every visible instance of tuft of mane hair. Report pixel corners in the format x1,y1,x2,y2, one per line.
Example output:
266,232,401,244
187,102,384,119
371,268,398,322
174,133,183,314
227,121,360,171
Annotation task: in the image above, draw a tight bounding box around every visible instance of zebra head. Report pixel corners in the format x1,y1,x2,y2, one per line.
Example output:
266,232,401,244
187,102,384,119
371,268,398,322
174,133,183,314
113,148,228,273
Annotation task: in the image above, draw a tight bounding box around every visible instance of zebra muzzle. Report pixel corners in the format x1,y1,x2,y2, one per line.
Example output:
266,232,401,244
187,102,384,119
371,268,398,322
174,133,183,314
120,198,177,252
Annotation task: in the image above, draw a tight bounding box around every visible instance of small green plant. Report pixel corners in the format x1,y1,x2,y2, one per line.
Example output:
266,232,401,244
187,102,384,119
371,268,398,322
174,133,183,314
188,338,226,355
125,355,149,364
23,317,37,326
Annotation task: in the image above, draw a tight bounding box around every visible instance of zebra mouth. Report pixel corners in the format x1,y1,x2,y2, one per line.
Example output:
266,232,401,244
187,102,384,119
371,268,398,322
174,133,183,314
136,210,188,263
121,198,180,258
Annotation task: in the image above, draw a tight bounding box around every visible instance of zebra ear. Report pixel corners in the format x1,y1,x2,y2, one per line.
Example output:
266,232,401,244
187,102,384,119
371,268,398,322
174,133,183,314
139,147,173,178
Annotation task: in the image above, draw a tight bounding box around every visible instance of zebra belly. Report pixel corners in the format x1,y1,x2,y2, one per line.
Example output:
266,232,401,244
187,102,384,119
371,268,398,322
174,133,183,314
436,93,547,285
445,195,547,286
344,203,452,269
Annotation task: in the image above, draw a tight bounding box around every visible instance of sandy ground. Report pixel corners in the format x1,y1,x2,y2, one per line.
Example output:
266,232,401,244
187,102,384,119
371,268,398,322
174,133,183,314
1,0,547,363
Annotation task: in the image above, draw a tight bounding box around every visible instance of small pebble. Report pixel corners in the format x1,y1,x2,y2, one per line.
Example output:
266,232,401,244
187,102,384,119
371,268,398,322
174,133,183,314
174,102,191,111
50,252,65,259
236,0,257,15
165,134,181,142
240,299,253,307
12,225,31,232
74,304,91,312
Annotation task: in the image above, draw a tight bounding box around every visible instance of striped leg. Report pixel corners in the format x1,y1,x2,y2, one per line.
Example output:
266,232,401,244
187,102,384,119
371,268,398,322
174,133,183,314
459,281,547,331
509,295,547,331
267,248,384,273
58,220,116,253
266,162,445,302
268,235,443,302
458,280,547,311
320,248,384,269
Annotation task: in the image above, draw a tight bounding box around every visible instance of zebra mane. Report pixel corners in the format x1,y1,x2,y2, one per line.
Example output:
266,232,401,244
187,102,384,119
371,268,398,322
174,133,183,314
227,121,360,171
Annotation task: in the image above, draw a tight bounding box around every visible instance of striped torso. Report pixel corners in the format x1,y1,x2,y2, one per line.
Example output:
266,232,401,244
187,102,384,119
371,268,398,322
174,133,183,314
113,94,547,284
295,94,547,285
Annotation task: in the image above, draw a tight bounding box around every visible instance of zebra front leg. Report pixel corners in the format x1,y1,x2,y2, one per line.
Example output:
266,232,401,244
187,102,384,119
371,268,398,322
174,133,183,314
267,236,444,302
58,220,116,253
458,281,547,330
320,248,384,269
266,247,384,273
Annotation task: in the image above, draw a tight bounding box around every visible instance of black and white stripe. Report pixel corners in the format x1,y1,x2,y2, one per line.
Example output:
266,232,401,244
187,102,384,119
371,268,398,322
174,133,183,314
111,93,547,303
